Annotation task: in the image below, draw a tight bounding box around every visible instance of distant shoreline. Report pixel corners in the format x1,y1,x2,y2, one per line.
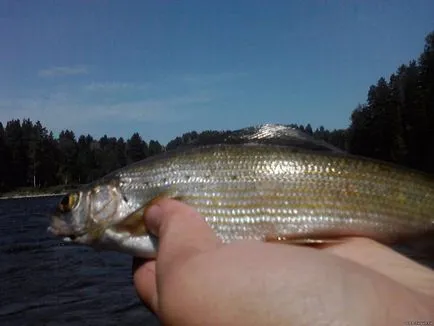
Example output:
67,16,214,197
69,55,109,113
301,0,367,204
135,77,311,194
0,185,79,200
0,193,65,200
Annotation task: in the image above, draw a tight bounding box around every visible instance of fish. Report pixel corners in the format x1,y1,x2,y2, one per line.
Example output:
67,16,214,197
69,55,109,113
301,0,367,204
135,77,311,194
47,124,434,258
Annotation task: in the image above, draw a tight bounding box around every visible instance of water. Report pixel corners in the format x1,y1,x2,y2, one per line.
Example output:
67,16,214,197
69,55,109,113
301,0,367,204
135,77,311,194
1,197,433,326
0,196,159,326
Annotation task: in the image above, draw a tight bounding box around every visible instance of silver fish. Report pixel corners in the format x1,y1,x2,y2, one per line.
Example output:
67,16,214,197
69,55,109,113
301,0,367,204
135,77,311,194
48,124,434,258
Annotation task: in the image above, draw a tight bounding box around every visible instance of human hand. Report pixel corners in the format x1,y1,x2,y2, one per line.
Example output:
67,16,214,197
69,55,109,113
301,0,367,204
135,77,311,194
133,199,434,326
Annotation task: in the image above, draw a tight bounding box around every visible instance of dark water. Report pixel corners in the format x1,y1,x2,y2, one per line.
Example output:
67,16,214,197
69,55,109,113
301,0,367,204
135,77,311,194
0,196,159,326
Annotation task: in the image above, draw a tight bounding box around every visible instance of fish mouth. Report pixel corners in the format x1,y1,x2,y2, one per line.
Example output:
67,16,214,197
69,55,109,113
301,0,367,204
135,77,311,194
48,216,84,242
47,226,77,241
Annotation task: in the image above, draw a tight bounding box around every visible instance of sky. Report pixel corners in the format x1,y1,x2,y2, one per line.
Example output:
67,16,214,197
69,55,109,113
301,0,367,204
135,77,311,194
0,1,433,144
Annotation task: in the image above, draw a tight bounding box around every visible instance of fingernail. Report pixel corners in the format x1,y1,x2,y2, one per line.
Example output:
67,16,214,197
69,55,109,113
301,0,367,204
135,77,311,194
144,204,162,235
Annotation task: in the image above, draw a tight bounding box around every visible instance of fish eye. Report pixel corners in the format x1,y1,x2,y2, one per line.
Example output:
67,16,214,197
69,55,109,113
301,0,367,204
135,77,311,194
59,192,79,213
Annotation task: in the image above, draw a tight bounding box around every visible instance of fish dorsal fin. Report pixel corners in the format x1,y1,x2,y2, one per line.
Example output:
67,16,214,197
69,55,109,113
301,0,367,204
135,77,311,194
231,124,345,153
175,124,345,153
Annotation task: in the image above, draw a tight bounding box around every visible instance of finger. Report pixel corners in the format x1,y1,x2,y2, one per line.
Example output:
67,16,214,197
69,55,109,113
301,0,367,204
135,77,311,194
132,257,159,314
144,198,221,272
324,237,434,297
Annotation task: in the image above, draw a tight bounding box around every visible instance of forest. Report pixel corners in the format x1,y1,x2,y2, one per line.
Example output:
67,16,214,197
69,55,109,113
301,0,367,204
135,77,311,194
0,31,433,194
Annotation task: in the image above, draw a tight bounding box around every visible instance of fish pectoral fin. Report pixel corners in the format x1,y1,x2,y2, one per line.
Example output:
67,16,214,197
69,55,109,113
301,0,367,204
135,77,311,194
112,193,184,237
112,209,148,236
231,124,346,153
264,234,345,247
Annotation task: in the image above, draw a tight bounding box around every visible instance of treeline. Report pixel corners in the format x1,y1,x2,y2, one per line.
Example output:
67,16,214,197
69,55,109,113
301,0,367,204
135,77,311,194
348,31,434,173
0,31,433,192
0,118,343,192
0,120,163,191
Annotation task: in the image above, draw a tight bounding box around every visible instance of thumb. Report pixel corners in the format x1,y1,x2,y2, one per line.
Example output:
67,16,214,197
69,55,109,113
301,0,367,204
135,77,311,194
144,198,221,273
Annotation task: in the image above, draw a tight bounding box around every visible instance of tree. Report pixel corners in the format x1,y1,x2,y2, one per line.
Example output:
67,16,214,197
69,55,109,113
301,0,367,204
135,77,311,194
0,122,11,191
76,135,96,183
348,77,406,163
347,30,434,173
4,119,27,188
148,140,163,156
38,131,59,187
417,31,434,172
57,130,78,185
97,135,123,175
126,133,148,163
25,120,49,187
327,129,347,151
166,136,183,151
116,137,127,168
305,124,313,136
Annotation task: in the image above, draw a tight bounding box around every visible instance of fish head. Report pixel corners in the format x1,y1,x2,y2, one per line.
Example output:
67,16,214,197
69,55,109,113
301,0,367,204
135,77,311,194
49,191,88,243
48,183,128,245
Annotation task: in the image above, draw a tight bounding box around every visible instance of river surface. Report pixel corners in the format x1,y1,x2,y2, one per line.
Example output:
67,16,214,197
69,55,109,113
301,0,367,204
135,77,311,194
0,196,159,326
1,196,433,326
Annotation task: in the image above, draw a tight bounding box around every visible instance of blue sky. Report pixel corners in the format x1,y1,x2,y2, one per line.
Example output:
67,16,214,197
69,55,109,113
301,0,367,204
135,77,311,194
0,1,433,144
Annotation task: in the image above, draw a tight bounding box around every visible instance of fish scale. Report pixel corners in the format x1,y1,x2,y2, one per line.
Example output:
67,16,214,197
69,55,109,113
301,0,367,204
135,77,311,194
116,145,434,243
